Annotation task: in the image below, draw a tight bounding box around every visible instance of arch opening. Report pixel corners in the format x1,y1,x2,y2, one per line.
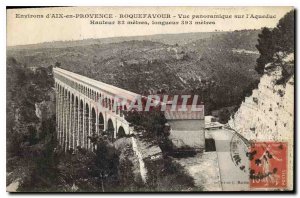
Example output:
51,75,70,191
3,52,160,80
78,100,84,148
74,97,79,149
84,103,89,149
91,108,96,135
91,107,96,151
117,126,126,139
70,94,75,150
107,119,115,142
98,113,104,135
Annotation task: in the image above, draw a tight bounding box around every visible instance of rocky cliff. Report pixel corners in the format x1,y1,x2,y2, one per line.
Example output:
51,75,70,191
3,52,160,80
228,53,294,189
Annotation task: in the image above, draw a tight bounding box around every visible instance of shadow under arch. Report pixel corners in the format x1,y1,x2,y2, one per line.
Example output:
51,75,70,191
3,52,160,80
85,103,89,148
117,126,126,139
107,119,115,142
98,112,104,135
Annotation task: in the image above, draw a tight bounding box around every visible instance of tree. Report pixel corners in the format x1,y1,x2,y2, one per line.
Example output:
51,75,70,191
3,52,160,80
218,108,231,124
255,10,294,74
274,10,294,53
55,62,61,67
124,107,169,143
89,135,120,192
255,28,275,74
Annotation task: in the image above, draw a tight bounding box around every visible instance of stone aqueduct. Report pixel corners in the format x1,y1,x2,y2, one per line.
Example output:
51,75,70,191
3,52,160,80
54,67,138,151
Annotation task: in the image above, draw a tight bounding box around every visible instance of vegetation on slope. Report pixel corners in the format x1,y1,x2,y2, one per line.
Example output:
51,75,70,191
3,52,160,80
255,10,294,74
7,29,261,120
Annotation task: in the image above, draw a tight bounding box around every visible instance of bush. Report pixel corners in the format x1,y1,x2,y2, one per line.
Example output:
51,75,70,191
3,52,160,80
145,156,198,191
124,107,170,149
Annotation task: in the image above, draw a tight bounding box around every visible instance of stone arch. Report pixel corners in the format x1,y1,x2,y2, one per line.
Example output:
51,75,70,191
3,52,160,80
105,97,108,108
84,102,90,148
111,98,114,110
98,112,104,135
74,96,79,148
67,91,71,104
71,93,75,103
91,107,96,135
79,99,84,147
121,105,127,117
117,126,126,138
116,102,119,114
100,94,104,107
108,98,112,110
63,87,67,96
107,119,115,142
70,93,75,149
91,107,97,150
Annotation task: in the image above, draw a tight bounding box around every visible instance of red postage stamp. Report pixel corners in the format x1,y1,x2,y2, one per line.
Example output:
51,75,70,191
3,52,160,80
249,142,287,189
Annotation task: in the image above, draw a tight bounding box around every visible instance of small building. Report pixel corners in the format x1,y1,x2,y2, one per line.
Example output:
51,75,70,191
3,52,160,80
164,104,205,151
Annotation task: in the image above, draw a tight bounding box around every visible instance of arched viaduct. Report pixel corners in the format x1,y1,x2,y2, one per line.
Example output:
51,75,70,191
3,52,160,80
53,67,138,151
54,67,205,152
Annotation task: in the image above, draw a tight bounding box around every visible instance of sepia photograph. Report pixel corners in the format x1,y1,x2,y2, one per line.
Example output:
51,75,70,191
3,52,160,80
6,6,295,192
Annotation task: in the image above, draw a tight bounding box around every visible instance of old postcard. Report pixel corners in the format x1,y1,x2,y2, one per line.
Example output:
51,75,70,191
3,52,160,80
6,6,294,192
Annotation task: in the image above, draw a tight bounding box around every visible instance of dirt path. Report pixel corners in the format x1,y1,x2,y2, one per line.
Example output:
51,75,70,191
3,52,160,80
6,179,20,192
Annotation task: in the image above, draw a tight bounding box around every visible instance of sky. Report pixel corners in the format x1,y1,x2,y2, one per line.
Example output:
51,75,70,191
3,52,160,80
7,6,293,46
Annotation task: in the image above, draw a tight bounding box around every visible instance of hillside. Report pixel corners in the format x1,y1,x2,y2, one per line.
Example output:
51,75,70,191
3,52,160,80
7,30,261,114
7,31,226,50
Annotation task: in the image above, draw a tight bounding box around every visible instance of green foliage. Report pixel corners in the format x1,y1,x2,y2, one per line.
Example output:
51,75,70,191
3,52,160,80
255,28,276,74
255,10,294,74
124,107,172,152
145,157,198,191
191,29,260,52
274,10,294,53
89,136,120,192
7,58,55,157
218,109,231,124
17,115,60,192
